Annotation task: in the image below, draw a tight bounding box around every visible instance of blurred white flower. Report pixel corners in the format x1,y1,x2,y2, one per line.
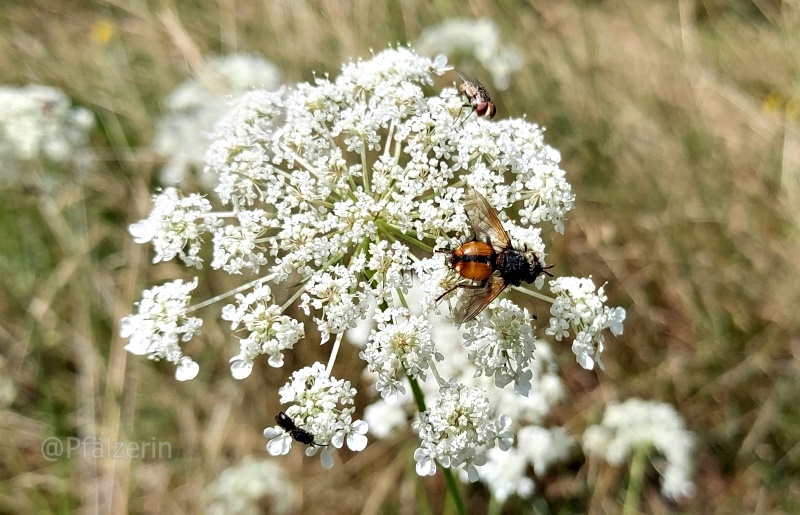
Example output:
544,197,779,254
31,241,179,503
517,425,575,477
475,425,574,503
154,53,282,186
583,398,695,500
0,85,94,182
363,397,409,439
204,457,294,515
416,19,523,90
475,446,535,503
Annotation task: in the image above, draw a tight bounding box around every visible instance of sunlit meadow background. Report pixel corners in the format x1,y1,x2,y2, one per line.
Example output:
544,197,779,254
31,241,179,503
1,0,799,512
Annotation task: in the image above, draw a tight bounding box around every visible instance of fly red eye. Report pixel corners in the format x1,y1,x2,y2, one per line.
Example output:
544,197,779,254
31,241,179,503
457,75,496,123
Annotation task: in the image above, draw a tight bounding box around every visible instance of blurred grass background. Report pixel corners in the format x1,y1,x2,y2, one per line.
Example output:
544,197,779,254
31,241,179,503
1,0,799,512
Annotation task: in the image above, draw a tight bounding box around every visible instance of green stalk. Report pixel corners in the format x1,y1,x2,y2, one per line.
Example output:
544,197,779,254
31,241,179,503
622,447,648,515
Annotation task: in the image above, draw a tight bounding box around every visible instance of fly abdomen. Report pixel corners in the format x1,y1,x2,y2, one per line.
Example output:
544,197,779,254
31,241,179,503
451,241,496,282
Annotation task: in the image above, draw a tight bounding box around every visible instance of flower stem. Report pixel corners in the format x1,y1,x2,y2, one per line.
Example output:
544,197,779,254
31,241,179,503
378,220,434,253
324,331,344,377
622,447,648,515
361,143,370,195
407,374,427,412
442,467,466,515
427,359,446,387
187,274,275,313
511,285,556,303
280,283,307,311
407,375,465,515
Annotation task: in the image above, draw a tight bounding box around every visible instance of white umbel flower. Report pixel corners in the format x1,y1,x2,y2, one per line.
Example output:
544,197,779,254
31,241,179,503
129,188,218,268
299,265,367,344
120,278,202,381
462,299,538,395
222,283,304,379
264,363,368,469
124,47,629,489
583,398,695,500
413,381,513,482
360,307,442,404
545,276,626,370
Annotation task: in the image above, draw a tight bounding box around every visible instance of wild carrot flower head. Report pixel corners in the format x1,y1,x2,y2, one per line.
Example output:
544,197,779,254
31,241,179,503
583,398,696,500
0,85,95,182
203,457,294,515
122,46,625,477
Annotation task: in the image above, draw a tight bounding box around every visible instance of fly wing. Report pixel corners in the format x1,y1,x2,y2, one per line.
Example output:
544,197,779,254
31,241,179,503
453,272,508,324
473,78,493,103
463,187,512,252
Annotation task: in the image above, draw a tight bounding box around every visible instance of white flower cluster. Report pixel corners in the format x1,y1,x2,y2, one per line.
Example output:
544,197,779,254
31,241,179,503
479,341,567,425
120,278,202,381
360,307,442,404
462,299,538,395
211,208,274,274
413,381,513,482
154,53,283,186
299,265,367,344
545,276,626,370
203,458,294,515
123,47,627,478
264,363,368,468
0,85,94,181
129,187,219,268
583,398,695,500
222,283,304,378
359,293,574,495
451,325,574,498
416,18,523,90
477,426,575,502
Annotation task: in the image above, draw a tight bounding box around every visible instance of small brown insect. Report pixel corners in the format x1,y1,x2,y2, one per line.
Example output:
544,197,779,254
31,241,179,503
437,187,554,323
458,75,497,120
275,411,317,446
